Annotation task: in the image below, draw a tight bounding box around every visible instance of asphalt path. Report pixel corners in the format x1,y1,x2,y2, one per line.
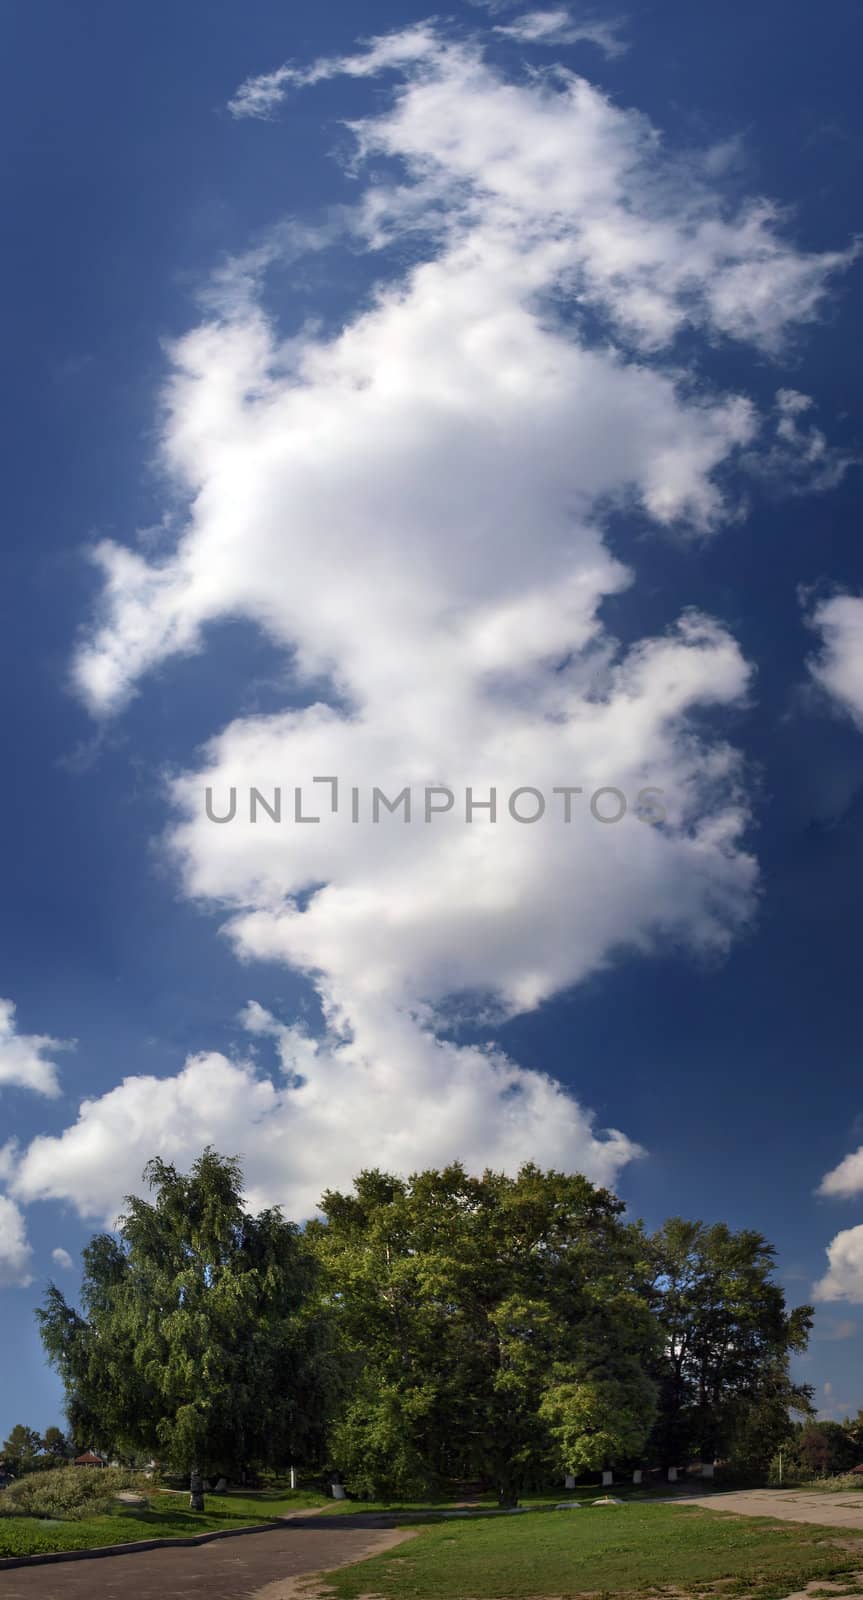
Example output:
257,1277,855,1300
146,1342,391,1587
0,1513,408,1600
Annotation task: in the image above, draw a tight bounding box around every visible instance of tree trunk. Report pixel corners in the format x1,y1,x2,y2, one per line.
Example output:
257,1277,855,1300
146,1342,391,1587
189,1468,205,1512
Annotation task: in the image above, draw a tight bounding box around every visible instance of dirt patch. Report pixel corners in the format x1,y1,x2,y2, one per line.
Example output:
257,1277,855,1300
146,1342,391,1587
780,1577,863,1600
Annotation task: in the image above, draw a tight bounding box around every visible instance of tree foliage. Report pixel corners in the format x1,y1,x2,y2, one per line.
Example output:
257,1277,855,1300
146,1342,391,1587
308,1163,658,1503
649,1218,813,1475
41,1426,71,1463
37,1149,330,1489
1,1425,44,1475
34,1150,821,1502
796,1420,859,1478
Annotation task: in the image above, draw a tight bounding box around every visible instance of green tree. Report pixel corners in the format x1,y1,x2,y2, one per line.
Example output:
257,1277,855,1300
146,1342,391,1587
795,1420,858,1478
37,1149,329,1508
1,1425,44,1474
649,1219,813,1478
41,1426,71,1463
309,1163,658,1505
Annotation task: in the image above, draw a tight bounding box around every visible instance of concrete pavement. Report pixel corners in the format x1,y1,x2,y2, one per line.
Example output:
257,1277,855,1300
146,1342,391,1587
681,1487,863,1531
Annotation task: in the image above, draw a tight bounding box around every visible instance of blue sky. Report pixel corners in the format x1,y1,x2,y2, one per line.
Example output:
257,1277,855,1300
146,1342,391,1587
2,0,863,1441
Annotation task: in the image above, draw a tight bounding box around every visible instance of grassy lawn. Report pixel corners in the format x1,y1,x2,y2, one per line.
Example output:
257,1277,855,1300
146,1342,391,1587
320,1502,863,1600
0,1486,331,1559
0,1479,508,1559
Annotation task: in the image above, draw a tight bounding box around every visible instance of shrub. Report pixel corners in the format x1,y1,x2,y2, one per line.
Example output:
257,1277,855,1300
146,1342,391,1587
0,1465,151,1521
767,1469,863,1492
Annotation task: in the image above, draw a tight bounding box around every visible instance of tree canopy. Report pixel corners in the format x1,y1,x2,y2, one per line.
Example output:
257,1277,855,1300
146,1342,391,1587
1,1425,44,1474
37,1150,816,1503
37,1149,329,1496
649,1218,813,1476
308,1163,658,1503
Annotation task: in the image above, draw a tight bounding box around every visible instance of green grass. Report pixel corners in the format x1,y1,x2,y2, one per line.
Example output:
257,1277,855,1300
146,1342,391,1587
325,1496,470,1517
0,1486,332,1560
320,1502,863,1600
0,1481,552,1556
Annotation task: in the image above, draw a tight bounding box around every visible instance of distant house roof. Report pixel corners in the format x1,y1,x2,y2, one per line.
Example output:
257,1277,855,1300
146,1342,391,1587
73,1451,106,1466
853,1463,863,1475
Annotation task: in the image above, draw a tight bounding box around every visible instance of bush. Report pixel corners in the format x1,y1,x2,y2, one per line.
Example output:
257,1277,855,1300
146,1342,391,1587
766,1469,863,1492
0,1465,151,1521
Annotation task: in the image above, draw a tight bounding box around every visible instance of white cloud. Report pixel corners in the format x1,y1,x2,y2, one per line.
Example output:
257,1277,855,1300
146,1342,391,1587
227,65,295,121
808,597,863,1299
814,1224,863,1304
807,594,863,730
744,390,859,495
819,1143,863,1199
51,1247,74,1272
26,20,855,1222
227,24,439,119
0,998,71,1098
11,1023,640,1224
0,1195,33,1288
494,9,627,55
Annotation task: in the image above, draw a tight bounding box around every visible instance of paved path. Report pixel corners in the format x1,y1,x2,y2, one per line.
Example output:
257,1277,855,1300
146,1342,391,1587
0,1515,407,1600
683,1488,863,1531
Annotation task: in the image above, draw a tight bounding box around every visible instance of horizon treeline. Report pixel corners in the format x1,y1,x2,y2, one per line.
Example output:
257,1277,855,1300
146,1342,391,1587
33,1149,816,1505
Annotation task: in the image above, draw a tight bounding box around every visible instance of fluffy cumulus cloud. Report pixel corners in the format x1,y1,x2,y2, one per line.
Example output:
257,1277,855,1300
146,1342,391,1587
815,1144,863,1304
0,1195,33,1288
51,1247,75,1272
12,1015,640,1224
13,20,856,1223
819,1144,863,1200
807,594,863,729
0,997,71,1098
810,592,863,1298
814,1225,863,1304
